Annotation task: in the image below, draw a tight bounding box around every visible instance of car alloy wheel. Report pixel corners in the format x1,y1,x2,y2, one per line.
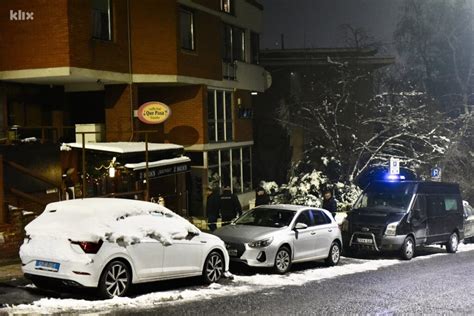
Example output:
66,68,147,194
203,251,224,283
274,246,291,274
99,260,131,298
325,242,341,266
447,232,459,253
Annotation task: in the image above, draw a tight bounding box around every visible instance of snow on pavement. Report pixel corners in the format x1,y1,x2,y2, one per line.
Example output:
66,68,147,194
6,243,474,315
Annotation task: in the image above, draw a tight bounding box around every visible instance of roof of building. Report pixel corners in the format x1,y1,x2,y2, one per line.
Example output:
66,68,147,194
65,142,183,154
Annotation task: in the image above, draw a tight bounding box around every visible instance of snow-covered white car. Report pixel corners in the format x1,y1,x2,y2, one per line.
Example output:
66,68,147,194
20,198,229,298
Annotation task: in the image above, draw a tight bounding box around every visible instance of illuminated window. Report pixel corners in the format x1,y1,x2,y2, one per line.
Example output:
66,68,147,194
220,0,233,14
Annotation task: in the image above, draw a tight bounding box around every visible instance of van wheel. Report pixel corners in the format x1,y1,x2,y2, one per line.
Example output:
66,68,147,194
446,232,459,253
400,236,415,260
325,242,341,266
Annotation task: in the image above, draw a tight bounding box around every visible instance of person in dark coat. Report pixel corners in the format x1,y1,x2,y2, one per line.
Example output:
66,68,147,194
322,189,337,219
206,186,221,232
255,183,270,206
220,185,242,225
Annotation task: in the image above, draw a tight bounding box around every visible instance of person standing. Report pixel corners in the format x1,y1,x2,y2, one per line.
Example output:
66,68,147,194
322,189,337,220
220,185,242,225
255,182,270,206
206,186,220,232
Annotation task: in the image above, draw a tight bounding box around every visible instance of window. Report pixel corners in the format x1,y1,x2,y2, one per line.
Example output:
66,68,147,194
311,210,332,225
179,8,194,50
250,32,260,64
92,0,112,41
207,146,252,194
220,0,234,14
296,211,313,226
222,24,245,62
444,197,459,212
208,90,233,142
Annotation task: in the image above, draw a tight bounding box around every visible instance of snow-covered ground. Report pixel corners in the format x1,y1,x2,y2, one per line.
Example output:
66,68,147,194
5,243,474,315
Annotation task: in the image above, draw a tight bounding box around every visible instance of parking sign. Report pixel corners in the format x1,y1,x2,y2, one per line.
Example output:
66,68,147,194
431,167,441,181
390,157,400,175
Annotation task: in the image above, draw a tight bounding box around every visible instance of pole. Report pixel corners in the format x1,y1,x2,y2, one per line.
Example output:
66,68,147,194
145,132,149,201
82,132,86,198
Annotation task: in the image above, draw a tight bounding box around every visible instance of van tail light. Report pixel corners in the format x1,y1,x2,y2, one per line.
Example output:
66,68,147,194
71,240,103,254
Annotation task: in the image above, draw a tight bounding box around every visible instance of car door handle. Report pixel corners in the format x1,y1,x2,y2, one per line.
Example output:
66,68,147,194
328,229,332,232
310,232,316,235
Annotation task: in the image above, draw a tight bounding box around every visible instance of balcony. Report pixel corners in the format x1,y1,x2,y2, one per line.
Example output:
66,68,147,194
222,61,271,92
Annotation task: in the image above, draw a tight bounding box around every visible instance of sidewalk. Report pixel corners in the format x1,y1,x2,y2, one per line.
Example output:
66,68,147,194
0,259,23,283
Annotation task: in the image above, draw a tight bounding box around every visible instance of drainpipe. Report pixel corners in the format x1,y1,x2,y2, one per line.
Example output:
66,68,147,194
127,0,135,141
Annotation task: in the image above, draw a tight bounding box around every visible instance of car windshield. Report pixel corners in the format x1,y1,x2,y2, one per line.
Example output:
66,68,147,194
234,208,296,228
354,182,416,212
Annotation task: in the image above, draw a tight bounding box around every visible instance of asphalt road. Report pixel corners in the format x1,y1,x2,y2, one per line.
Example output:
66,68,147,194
2,248,474,314
117,250,474,315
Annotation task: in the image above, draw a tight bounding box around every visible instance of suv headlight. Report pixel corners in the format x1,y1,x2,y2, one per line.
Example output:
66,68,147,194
248,237,274,248
385,222,399,236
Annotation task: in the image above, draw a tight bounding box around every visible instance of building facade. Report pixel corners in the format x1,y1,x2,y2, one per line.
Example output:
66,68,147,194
0,0,270,220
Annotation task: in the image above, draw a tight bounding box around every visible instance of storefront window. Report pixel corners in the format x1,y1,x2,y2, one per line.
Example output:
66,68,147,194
207,146,251,194
208,90,233,142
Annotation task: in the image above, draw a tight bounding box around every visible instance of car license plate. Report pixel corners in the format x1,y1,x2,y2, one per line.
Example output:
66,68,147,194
35,260,60,272
357,238,373,244
228,249,238,257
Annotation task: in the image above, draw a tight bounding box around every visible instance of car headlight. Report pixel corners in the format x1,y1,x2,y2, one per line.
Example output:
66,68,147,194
341,219,349,232
385,222,399,236
248,237,274,248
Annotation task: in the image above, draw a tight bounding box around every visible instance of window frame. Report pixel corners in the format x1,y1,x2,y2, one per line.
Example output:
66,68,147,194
220,0,234,15
207,89,233,143
92,0,113,41
222,23,246,63
206,146,252,194
179,7,195,51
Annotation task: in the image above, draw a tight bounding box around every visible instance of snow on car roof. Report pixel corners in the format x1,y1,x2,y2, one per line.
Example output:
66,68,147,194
65,142,183,153
24,198,199,247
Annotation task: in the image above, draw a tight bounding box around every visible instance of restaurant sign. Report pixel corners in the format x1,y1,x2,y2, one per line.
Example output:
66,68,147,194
137,102,171,124
139,163,189,180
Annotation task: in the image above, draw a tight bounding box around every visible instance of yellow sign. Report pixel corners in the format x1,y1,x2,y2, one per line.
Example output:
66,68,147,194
137,102,171,124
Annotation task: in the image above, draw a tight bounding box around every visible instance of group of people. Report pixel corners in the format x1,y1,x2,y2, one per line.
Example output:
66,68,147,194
206,183,338,231
206,185,243,231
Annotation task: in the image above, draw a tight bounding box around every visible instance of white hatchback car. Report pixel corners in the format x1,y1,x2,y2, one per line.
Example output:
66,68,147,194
20,198,229,298
214,205,342,274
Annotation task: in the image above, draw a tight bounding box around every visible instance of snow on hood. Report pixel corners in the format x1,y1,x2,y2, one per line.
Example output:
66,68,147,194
24,198,200,246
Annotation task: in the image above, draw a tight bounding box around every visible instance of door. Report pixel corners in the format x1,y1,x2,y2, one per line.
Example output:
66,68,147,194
426,195,462,243
310,210,334,257
292,210,318,261
162,234,204,276
410,195,428,245
126,238,164,280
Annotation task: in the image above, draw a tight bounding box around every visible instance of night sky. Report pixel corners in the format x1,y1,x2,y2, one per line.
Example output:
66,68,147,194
261,0,402,51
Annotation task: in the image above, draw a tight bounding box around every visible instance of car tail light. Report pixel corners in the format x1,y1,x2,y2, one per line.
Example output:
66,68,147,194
71,240,103,254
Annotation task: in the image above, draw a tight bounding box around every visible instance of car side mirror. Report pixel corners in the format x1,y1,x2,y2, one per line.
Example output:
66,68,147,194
294,222,308,230
185,231,200,239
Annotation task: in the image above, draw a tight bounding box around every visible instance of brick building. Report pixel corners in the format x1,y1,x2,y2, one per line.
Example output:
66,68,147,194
0,0,270,235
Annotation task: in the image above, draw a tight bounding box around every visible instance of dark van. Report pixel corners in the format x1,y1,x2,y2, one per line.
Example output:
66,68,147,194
342,181,464,260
